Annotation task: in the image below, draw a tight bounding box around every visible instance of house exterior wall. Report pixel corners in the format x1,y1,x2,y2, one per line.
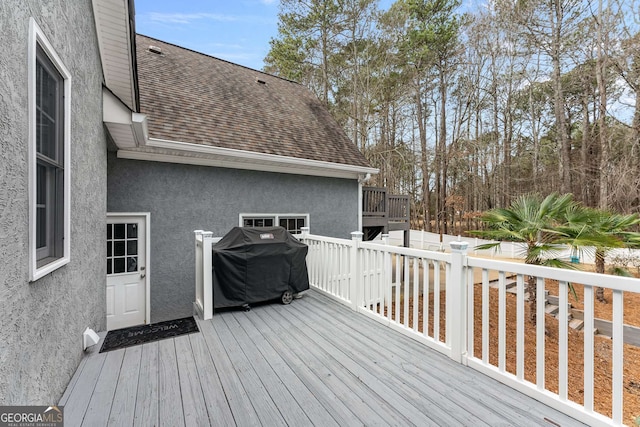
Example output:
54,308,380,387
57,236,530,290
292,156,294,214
107,153,359,322
0,0,106,404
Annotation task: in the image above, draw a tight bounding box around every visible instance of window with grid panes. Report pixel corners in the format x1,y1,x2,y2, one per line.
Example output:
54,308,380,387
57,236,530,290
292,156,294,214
240,214,308,234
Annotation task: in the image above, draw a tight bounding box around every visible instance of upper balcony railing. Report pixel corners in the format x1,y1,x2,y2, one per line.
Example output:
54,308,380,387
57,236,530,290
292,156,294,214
362,186,387,217
388,194,410,222
362,186,409,222
362,187,410,246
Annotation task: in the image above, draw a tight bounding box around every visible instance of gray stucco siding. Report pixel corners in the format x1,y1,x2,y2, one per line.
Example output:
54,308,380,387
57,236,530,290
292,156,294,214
107,153,359,322
0,0,106,405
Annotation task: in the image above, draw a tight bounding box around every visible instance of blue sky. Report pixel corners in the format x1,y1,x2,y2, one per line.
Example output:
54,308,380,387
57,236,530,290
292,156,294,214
135,0,394,71
135,0,280,70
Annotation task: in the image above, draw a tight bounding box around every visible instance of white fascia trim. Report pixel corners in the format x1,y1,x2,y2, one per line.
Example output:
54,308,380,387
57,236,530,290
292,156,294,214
29,17,72,282
92,0,137,111
103,88,148,148
132,137,378,178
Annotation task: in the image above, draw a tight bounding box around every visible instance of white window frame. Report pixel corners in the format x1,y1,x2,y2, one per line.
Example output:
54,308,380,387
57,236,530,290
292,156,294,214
29,18,71,281
239,213,310,234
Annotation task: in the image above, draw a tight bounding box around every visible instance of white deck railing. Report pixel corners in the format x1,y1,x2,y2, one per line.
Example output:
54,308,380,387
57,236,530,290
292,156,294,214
195,227,638,426
299,228,637,427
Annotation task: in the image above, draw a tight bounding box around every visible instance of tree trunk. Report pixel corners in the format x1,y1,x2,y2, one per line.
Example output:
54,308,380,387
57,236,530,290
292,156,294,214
580,89,590,206
439,64,448,235
551,0,571,193
527,274,537,324
595,249,607,303
416,86,430,233
596,0,609,210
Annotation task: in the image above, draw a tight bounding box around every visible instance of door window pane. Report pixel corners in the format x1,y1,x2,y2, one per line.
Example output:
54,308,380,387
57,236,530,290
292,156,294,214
114,224,125,239
114,258,125,274
127,257,138,272
114,241,125,256
127,240,137,255
127,223,137,238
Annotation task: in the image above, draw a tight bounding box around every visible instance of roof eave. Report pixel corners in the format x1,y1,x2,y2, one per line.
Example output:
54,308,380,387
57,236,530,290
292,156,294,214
117,137,378,180
103,88,148,148
92,0,138,111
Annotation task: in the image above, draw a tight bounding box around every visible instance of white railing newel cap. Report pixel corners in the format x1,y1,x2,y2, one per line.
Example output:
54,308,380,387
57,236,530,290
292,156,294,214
202,231,214,238
450,241,469,253
351,231,364,241
194,230,204,235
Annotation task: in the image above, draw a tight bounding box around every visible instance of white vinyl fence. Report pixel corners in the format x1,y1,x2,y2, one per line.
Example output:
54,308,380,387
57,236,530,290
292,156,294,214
387,229,640,266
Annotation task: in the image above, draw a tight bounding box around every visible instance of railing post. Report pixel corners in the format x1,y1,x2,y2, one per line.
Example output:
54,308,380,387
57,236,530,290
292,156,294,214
350,231,363,311
381,234,390,311
448,241,469,364
194,230,204,318
202,231,214,320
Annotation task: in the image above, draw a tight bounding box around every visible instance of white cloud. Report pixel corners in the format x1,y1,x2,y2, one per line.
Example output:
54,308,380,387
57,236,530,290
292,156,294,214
259,0,277,4
147,12,238,24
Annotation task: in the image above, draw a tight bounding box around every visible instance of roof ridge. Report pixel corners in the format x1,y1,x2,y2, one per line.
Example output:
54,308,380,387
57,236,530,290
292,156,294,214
136,33,301,86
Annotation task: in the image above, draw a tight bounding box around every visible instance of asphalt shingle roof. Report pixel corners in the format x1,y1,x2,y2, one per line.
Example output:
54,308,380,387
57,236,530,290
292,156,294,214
135,34,371,168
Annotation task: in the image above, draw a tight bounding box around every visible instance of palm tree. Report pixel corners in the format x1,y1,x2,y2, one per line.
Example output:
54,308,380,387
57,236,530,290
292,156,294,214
471,193,579,324
571,209,640,303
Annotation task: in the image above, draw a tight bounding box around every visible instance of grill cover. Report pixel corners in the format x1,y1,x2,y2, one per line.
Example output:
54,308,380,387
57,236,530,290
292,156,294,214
212,226,310,309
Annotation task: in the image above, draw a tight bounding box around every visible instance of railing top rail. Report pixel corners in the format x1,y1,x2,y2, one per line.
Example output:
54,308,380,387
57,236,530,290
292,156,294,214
302,234,354,246
467,256,640,292
362,186,387,193
359,240,451,262
388,194,409,200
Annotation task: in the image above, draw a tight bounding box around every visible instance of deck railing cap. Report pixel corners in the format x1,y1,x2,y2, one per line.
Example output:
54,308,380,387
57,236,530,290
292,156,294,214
450,241,469,252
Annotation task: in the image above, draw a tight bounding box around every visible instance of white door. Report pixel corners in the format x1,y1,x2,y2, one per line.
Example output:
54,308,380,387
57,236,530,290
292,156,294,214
106,215,148,331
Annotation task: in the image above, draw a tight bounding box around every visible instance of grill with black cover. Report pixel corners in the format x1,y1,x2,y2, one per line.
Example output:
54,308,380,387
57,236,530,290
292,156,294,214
212,226,310,309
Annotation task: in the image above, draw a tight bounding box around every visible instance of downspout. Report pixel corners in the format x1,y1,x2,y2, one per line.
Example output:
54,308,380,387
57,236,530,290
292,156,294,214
357,173,371,233
358,180,363,232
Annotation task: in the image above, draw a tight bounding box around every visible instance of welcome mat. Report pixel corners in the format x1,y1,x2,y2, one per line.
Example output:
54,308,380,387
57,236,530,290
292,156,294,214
100,317,199,353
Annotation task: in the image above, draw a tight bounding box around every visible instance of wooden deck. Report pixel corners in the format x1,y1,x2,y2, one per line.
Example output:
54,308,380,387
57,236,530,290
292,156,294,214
60,291,585,426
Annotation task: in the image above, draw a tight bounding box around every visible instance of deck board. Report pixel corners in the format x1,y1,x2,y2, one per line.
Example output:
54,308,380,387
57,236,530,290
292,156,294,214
231,311,341,427
239,310,363,426
61,350,107,427
213,311,287,426
255,306,405,426
303,292,567,426
281,300,489,426
260,304,425,425
82,349,124,427
133,342,159,427
108,345,142,427
175,335,209,426
158,339,184,427
198,319,260,426
188,331,235,427
61,290,586,427
301,293,523,424
221,313,313,427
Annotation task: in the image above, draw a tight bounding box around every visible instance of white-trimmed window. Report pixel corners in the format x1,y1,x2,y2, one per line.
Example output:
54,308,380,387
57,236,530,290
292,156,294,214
29,18,71,281
239,214,309,234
